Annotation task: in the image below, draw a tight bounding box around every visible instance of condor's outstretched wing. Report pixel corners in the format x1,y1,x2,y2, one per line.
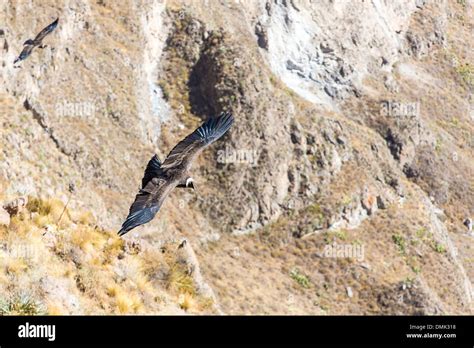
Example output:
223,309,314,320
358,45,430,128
14,45,34,64
34,17,59,43
161,111,234,171
118,152,171,236
118,175,169,236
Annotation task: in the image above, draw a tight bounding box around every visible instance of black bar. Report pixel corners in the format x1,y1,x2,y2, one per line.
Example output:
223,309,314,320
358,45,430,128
0,315,472,346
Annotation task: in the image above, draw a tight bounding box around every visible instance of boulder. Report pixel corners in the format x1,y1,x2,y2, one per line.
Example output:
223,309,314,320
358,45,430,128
0,206,10,226
3,196,28,216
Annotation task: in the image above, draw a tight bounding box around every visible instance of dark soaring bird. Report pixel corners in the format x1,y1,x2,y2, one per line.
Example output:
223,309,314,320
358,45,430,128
118,111,234,236
14,17,59,64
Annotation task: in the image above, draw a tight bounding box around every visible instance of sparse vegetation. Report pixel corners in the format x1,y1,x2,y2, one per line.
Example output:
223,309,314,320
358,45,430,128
432,242,446,254
166,263,195,295
323,229,348,244
392,234,407,255
456,63,474,86
0,196,215,315
290,268,311,288
0,294,46,315
434,138,443,154
334,230,348,241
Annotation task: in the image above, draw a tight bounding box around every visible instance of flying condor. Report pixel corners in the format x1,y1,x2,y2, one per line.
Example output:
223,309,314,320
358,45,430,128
118,111,234,236
14,17,59,64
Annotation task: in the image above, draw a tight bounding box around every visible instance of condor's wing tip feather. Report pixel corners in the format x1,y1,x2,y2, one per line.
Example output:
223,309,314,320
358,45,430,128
47,17,59,29
34,17,60,42
198,111,234,144
118,206,159,236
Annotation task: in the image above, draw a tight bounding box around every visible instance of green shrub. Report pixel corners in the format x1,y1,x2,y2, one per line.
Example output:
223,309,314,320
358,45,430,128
392,234,406,255
290,268,311,288
0,294,46,315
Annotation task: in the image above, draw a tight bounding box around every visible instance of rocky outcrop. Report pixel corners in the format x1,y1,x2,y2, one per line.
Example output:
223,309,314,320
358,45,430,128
377,278,445,315
0,207,10,226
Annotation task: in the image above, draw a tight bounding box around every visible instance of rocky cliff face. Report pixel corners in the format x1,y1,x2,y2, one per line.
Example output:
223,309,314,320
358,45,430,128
0,0,472,314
